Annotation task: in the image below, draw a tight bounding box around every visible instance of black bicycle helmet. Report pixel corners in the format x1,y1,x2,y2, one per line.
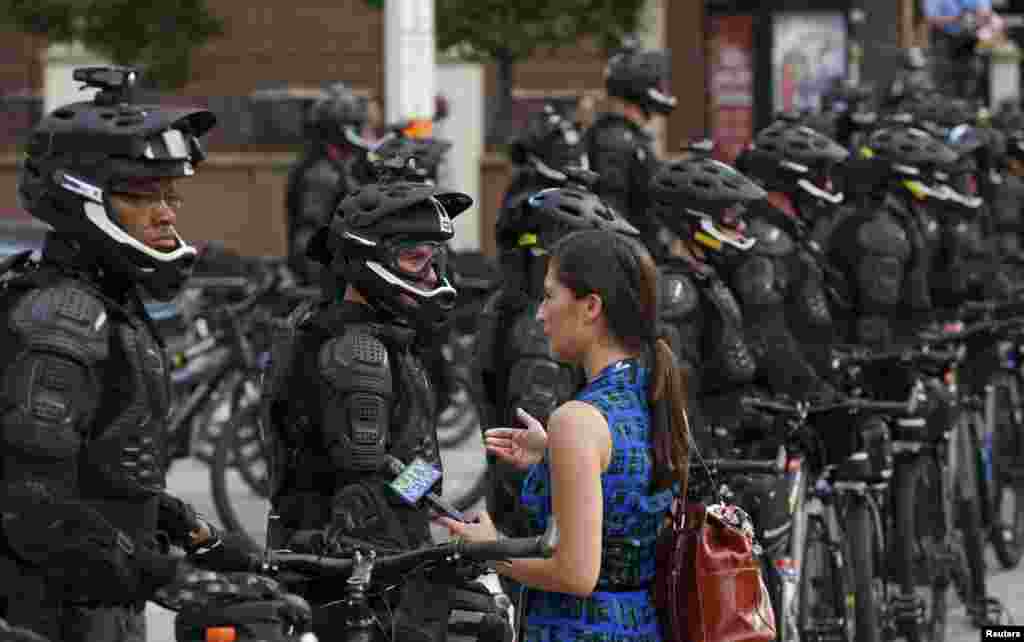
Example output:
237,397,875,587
736,120,849,205
316,174,472,333
863,125,959,178
307,81,368,147
903,94,975,136
605,43,677,117
367,134,452,184
505,168,638,253
649,157,765,254
507,104,588,182
994,99,1024,133
17,66,215,301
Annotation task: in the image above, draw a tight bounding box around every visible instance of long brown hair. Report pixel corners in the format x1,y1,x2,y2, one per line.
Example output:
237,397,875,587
549,230,689,496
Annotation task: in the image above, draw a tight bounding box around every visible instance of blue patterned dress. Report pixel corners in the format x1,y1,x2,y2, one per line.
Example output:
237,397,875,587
519,358,674,642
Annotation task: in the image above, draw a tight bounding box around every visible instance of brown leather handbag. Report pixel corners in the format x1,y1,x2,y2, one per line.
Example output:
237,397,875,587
654,498,777,642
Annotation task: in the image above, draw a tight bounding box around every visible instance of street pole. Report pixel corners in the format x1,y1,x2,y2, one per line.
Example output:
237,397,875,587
384,0,435,137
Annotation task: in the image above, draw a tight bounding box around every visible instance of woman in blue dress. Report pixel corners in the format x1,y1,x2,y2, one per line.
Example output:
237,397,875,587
439,229,690,641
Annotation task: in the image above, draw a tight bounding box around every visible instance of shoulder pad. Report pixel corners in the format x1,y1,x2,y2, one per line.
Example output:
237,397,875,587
660,271,700,320
590,120,638,155
319,327,393,397
9,282,109,365
748,217,795,256
733,255,783,306
856,213,911,259
480,288,503,316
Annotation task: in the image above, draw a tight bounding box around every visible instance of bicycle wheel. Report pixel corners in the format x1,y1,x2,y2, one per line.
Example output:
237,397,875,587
957,412,990,622
799,512,856,642
209,372,265,553
843,496,879,642
892,454,949,642
990,374,1024,569
445,466,490,512
437,375,481,449
229,383,270,498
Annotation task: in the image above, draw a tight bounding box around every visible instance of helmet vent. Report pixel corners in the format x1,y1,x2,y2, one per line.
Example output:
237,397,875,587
693,178,713,190
723,179,740,189
559,203,582,216
53,108,75,119
100,112,115,120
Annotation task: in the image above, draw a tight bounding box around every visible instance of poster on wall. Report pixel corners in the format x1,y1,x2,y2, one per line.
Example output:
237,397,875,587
773,12,847,114
708,14,754,163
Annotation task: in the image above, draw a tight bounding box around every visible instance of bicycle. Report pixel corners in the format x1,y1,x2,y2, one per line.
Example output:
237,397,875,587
937,299,1024,571
830,344,972,642
174,529,556,642
739,392,912,642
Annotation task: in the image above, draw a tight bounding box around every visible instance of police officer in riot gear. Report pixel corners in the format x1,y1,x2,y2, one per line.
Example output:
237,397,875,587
646,154,764,447
501,104,589,214
587,41,676,255
285,81,372,290
826,125,948,350
476,168,638,544
263,159,474,641
0,67,309,642
734,120,850,375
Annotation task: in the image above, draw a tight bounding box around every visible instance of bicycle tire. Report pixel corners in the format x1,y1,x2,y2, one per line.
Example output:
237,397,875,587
446,466,490,513
796,511,854,642
229,389,270,498
844,497,880,642
437,376,481,449
893,454,949,642
209,372,264,553
990,375,1024,569
959,412,991,615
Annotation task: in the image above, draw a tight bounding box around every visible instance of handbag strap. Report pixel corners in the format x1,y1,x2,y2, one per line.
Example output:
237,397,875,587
669,409,723,530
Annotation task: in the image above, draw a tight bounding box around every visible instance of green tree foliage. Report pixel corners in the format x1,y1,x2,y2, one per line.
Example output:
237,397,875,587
434,0,648,141
0,0,226,89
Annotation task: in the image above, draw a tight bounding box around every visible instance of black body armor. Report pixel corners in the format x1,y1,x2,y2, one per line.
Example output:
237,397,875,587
263,300,440,550
586,113,661,252
826,197,933,349
284,149,363,291
0,239,185,640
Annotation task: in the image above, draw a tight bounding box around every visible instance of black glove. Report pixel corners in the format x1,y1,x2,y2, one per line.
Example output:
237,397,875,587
187,531,262,573
3,501,179,603
157,492,204,549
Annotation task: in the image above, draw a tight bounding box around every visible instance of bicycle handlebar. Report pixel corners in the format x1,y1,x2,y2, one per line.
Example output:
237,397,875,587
262,535,554,581
689,457,784,475
741,395,912,417
830,345,962,369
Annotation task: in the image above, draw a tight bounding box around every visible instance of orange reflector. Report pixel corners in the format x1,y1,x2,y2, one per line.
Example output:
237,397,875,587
944,369,956,387
402,119,433,139
206,627,237,642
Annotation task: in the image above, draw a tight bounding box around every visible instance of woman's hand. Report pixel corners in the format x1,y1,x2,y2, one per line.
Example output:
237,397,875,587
484,408,548,471
436,511,499,543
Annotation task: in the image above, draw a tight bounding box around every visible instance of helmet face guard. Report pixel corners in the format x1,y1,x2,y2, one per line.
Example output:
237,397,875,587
328,183,471,333
689,205,756,253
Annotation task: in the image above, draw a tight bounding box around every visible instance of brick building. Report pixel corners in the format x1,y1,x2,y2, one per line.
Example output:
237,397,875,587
0,0,969,257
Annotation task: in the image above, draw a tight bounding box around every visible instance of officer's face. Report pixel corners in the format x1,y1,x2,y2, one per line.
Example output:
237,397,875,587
109,177,183,253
